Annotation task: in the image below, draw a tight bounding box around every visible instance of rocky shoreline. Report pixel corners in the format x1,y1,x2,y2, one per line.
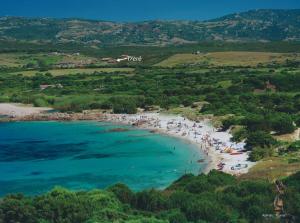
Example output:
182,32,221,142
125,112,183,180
7,111,105,122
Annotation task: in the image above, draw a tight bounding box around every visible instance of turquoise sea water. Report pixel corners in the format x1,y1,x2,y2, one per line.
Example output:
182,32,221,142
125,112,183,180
0,121,207,196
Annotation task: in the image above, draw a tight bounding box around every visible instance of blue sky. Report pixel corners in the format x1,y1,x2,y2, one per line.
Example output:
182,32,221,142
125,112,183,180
0,0,300,21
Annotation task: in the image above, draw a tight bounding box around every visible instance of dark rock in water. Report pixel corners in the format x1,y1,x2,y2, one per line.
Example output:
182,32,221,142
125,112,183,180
72,153,113,160
197,159,205,163
19,140,48,144
106,128,129,133
116,139,140,144
0,142,86,162
94,128,130,134
30,171,43,176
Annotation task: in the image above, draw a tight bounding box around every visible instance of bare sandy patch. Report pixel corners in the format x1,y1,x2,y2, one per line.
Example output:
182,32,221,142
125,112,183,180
0,103,51,117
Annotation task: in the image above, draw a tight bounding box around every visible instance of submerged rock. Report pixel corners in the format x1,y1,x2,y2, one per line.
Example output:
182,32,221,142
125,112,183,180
106,128,130,133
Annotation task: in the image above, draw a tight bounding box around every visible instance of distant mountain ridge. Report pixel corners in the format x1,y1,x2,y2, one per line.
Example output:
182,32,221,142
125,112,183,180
0,9,300,45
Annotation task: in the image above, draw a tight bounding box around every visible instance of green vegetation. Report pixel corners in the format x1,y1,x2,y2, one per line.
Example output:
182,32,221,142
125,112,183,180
2,41,300,67
288,141,300,152
9,68,134,77
1,170,299,222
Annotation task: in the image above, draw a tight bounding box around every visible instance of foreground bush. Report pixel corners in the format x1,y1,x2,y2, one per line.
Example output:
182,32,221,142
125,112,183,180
2,170,300,223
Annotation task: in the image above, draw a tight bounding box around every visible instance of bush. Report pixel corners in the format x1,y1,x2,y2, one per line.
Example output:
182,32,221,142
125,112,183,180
185,199,229,222
294,115,300,127
108,183,135,205
270,113,296,134
89,102,103,109
33,187,93,222
110,97,137,114
159,209,188,223
135,190,167,212
0,194,37,223
1,171,300,223
249,147,274,161
112,102,137,114
100,100,113,109
231,127,248,142
243,114,271,132
242,113,296,135
245,131,277,150
33,98,49,107
288,141,300,152
222,118,236,131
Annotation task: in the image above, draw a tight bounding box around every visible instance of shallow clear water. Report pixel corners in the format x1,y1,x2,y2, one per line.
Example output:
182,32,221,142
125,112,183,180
0,121,207,195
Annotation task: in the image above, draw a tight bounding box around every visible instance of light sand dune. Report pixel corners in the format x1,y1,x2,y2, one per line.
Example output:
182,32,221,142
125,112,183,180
0,103,51,117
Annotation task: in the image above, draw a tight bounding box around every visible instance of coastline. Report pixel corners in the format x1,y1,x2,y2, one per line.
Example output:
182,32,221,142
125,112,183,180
0,103,255,175
101,113,255,175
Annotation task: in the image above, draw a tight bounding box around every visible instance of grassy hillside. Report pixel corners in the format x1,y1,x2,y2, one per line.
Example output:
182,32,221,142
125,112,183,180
1,9,300,45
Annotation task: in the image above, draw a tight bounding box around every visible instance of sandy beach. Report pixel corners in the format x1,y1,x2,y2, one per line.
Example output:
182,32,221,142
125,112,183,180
0,103,51,118
102,112,255,175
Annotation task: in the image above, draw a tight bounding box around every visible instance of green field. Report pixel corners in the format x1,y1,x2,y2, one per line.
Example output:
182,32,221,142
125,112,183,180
9,67,134,76
0,53,28,67
156,51,300,67
0,52,107,68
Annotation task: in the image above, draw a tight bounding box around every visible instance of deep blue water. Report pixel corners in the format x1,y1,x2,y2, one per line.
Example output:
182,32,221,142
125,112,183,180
0,121,206,196
2,0,300,22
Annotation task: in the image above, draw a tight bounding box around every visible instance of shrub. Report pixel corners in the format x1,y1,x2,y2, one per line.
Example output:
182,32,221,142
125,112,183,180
245,131,277,150
89,102,103,109
243,114,271,132
160,209,188,223
110,97,137,114
135,190,167,212
0,194,37,223
108,183,135,205
231,127,248,142
33,98,49,107
288,141,300,152
249,147,274,161
294,115,300,127
270,113,296,134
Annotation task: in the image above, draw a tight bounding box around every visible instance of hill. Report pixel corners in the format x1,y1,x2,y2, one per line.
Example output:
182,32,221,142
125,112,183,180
0,9,300,45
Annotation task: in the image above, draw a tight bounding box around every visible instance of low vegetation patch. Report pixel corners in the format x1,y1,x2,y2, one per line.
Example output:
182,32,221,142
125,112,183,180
1,170,300,222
